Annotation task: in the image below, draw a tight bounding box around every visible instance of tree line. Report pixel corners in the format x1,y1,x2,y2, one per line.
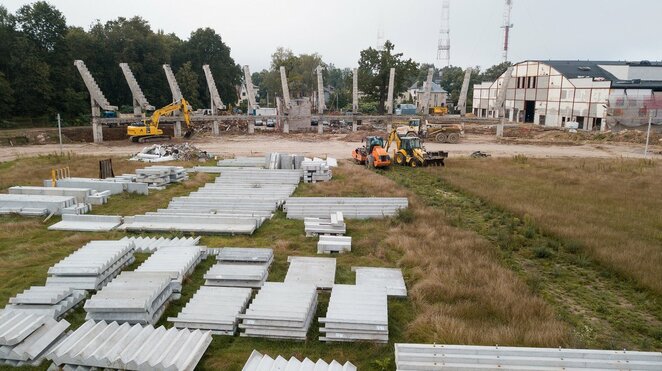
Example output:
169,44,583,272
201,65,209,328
0,1,511,126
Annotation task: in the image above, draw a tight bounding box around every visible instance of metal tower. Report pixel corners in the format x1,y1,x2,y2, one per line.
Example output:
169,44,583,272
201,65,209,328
436,0,450,66
501,0,514,62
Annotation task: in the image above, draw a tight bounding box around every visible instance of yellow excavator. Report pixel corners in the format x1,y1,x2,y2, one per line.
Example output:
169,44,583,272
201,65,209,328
127,98,194,142
385,129,448,167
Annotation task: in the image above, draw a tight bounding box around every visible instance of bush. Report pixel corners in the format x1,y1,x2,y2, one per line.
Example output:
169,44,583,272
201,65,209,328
395,208,415,224
533,246,552,259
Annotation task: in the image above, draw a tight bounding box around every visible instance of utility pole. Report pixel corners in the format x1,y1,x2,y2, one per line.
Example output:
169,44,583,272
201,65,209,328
57,113,63,155
501,0,514,62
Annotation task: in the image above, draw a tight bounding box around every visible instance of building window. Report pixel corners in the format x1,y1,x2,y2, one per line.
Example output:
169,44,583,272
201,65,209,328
539,115,545,125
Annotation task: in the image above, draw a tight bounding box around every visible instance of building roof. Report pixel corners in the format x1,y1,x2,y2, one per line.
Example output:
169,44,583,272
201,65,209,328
411,81,447,93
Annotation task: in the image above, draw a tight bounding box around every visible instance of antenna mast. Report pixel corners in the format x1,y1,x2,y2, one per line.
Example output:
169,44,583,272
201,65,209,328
436,0,450,66
501,0,514,62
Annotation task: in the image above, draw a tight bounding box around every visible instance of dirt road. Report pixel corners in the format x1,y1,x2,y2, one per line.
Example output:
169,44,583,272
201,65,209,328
0,134,658,162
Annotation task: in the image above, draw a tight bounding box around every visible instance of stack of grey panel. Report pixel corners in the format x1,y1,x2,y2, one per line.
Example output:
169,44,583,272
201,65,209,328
135,166,188,187
3,286,86,319
46,240,135,290
134,246,203,295
0,312,70,367
317,235,352,254
319,284,388,343
167,286,252,335
8,186,110,205
305,211,346,236
204,247,273,288
0,194,89,216
284,256,336,289
393,343,662,370
217,157,267,167
285,197,409,219
47,320,212,370
353,267,407,297
48,214,123,232
119,236,200,253
243,350,357,371
47,177,148,195
238,282,317,340
84,271,174,324
301,159,332,183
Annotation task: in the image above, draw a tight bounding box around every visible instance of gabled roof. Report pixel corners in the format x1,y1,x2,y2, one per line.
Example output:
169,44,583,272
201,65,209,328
543,60,621,80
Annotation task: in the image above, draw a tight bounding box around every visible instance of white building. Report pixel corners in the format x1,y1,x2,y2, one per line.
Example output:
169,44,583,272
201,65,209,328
473,60,662,131
402,82,448,111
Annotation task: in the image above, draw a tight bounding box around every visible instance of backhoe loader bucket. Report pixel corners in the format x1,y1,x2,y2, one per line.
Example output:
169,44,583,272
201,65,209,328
424,150,448,167
183,128,194,138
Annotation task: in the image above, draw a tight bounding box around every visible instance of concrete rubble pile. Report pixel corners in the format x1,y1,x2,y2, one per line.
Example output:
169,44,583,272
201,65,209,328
0,312,70,367
305,211,346,237
3,286,86,319
84,271,174,325
353,267,407,297
284,256,337,289
167,286,252,335
119,236,200,253
47,320,212,371
394,343,662,370
120,168,300,234
8,186,110,206
320,284,389,343
48,214,123,232
204,247,273,288
0,194,90,216
238,282,318,340
243,350,357,371
130,143,211,162
285,197,409,219
46,240,135,290
317,235,352,254
134,245,203,296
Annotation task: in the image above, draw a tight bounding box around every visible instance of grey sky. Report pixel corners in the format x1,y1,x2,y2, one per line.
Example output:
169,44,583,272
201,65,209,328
4,0,661,71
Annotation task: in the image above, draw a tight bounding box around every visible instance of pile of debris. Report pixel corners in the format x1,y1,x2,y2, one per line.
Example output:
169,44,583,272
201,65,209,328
130,143,211,162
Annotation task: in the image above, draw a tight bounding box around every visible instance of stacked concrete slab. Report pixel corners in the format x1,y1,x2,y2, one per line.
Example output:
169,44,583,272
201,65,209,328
238,282,318,340
243,350,357,371
167,286,252,335
8,186,110,205
284,256,336,289
0,312,70,367
134,166,188,187
47,177,149,195
353,267,407,297
305,211,346,236
204,247,273,288
301,158,332,183
3,286,86,319
216,157,267,167
394,343,662,370
119,236,200,253
84,271,174,325
0,194,89,216
134,245,203,295
46,240,135,290
48,214,123,232
319,284,388,343
285,197,409,219
317,235,352,254
47,320,212,370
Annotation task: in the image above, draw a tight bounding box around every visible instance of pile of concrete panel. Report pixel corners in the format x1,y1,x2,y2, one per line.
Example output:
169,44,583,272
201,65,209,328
243,350,357,371
134,245,203,295
46,177,149,195
134,166,188,187
121,168,300,234
48,214,123,232
238,282,318,340
353,267,407,297
119,236,200,253
305,211,346,236
167,286,252,335
205,248,273,288
394,343,662,370
84,271,174,324
284,256,336,289
216,157,267,167
301,158,332,183
8,186,110,205
320,284,388,343
47,320,212,371
285,197,409,219
317,235,352,254
0,312,70,367
0,194,90,216
46,240,135,290
3,286,86,319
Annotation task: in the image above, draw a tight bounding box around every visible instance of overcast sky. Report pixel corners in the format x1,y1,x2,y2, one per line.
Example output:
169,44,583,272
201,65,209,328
4,0,662,71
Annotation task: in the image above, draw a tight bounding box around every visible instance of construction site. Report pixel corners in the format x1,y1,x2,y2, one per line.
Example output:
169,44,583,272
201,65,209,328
0,0,661,370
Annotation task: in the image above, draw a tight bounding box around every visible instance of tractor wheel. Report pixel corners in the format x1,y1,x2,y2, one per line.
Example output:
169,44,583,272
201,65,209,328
435,133,447,143
447,133,460,143
410,159,423,168
395,153,406,165
406,131,418,137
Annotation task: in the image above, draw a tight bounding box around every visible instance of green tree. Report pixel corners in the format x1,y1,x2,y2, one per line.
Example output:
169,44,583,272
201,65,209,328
176,61,201,108
15,1,66,53
479,61,512,83
0,72,14,118
357,41,418,114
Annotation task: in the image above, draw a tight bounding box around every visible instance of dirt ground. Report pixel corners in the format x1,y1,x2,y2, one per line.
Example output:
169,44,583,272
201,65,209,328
0,132,660,162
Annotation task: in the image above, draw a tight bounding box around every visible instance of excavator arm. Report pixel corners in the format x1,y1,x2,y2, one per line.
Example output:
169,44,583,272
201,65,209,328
149,98,192,130
385,129,401,152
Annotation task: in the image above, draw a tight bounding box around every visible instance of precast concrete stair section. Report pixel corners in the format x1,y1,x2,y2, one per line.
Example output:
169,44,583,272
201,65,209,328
4,286,86,319
134,245,203,294
0,194,89,216
0,311,70,366
119,236,200,253
242,350,357,371
204,247,274,288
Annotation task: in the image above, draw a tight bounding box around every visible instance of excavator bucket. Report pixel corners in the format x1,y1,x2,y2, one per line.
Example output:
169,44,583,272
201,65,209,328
183,128,194,138
424,150,448,167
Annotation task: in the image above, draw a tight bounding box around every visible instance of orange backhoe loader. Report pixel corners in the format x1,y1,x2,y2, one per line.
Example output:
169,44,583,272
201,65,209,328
352,136,391,168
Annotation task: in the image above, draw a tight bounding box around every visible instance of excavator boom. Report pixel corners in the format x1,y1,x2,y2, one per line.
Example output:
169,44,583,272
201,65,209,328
127,98,193,142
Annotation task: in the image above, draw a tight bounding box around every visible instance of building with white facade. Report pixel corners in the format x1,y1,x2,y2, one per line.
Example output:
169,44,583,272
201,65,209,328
401,82,448,111
473,60,662,131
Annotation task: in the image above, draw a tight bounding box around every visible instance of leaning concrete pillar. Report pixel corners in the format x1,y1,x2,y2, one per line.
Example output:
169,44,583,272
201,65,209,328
496,119,505,137
212,120,220,136
248,120,255,134
174,121,182,138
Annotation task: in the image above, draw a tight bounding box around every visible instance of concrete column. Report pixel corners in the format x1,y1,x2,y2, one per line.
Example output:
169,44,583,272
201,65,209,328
248,120,255,134
352,118,357,132
283,120,289,134
212,120,220,136
317,118,324,134
496,118,505,137
387,116,393,133
174,121,182,138
92,119,103,143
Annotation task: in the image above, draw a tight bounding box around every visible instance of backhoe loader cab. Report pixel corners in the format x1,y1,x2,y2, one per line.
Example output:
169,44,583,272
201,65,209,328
386,129,448,167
